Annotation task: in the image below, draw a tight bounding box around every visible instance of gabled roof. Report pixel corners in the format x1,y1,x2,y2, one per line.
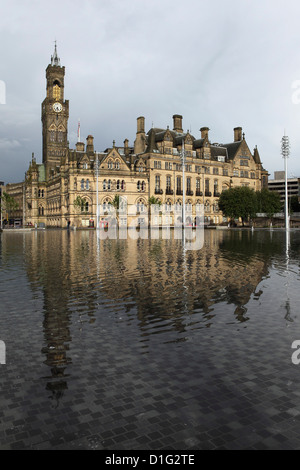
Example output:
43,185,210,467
222,141,242,160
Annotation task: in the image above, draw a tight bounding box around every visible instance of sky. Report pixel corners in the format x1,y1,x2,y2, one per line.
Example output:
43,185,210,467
1,0,300,183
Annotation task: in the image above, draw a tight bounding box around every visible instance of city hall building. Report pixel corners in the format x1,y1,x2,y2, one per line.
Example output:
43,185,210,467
4,45,268,228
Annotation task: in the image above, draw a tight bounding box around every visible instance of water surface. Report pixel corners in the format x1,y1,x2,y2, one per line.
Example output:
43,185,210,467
0,229,300,449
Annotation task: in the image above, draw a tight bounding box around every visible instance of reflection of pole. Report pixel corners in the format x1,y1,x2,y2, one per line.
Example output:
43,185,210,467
182,139,185,231
281,133,290,231
96,154,99,229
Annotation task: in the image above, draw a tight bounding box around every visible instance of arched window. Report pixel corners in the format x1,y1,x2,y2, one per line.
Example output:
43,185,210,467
50,130,56,142
86,179,90,190
116,180,120,190
141,181,146,191
41,207,44,216
115,161,120,170
137,181,141,191
103,180,107,190
108,160,113,169
38,189,41,198
121,180,125,191
53,82,60,100
137,199,145,213
107,179,111,190
81,179,85,190
41,190,44,198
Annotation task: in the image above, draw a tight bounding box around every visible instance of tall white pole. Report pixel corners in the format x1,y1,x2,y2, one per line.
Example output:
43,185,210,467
96,154,99,229
182,139,185,230
281,133,290,231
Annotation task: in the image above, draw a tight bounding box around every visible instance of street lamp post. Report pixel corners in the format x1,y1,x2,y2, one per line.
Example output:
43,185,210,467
281,133,290,231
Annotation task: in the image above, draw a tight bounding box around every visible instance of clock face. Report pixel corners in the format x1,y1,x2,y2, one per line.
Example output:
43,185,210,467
53,102,62,112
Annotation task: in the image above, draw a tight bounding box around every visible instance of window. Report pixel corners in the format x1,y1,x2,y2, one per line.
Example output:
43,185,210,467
58,131,64,143
53,84,60,100
213,167,219,175
107,179,111,190
166,176,171,190
103,179,107,190
177,176,181,191
137,199,145,213
251,172,255,179
223,168,228,176
137,181,141,191
121,180,125,190
214,180,219,196
240,159,249,166
205,179,210,196
86,179,90,190
204,167,210,174
141,181,146,191
154,161,161,169
186,177,191,192
81,179,85,190
233,169,239,177
155,175,160,191
115,161,120,170
108,160,113,169
116,180,120,190
50,130,56,142
196,178,200,190
165,162,172,170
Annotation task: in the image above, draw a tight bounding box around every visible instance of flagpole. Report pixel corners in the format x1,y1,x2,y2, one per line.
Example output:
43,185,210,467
78,119,80,142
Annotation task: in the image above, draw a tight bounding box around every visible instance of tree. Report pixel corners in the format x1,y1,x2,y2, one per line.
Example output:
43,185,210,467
290,195,300,213
73,195,88,212
1,192,19,221
256,188,281,220
148,196,162,206
110,194,121,226
218,186,257,226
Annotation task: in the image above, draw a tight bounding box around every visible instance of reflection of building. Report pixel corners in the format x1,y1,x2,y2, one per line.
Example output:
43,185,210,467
5,45,268,228
268,171,300,206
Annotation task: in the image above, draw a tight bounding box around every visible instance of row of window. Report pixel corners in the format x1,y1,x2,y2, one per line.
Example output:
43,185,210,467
233,170,256,178
49,130,65,143
155,175,221,194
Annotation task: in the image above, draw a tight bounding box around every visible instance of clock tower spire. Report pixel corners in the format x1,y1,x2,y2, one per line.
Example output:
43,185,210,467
41,43,69,178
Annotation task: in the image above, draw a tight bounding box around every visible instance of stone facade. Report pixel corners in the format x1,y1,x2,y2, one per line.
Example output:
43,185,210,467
5,46,268,228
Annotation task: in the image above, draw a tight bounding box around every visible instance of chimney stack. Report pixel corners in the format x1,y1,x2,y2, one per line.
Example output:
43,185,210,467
86,135,94,153
124,138,130,157
200,127,209,139
173,114,183,133
137,116,145,134
76,142,85,152
134,116,146,154
234,127,242,142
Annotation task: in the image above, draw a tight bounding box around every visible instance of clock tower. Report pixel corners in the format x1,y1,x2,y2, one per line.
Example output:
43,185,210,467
41,43,69,177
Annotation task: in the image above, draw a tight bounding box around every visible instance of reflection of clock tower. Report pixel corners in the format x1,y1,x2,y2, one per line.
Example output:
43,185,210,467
41,43,69,177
